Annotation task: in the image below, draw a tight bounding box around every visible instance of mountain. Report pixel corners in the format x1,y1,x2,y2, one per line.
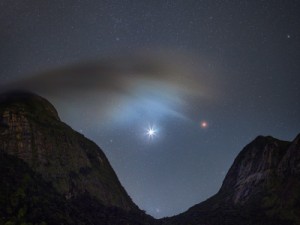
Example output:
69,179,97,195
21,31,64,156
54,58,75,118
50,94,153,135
0,91,156,225
0,152,158,225
163,135,300,225
1,91,299,225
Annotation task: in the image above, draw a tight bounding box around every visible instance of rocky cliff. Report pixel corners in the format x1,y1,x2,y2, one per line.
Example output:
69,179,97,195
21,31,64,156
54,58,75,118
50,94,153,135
0,91,137,211
164,135,300,225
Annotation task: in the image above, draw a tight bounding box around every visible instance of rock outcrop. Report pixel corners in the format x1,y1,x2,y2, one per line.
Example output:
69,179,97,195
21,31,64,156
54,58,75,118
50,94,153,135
0,91,137,211
164,135,300,225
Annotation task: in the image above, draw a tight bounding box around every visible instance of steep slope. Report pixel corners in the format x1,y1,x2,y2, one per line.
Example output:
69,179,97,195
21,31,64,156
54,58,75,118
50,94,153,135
0,152,72,225
0,91,137,211
164,135,300,225
0,152,157,225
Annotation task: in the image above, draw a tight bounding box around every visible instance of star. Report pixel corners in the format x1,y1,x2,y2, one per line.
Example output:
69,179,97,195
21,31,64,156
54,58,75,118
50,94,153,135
201,121,208,128
146,126,157,138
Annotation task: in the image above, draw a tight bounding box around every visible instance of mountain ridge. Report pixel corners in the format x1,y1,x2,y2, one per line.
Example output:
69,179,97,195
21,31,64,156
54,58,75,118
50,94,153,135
0,90,299,225
0,90,138,211
163,134,300,225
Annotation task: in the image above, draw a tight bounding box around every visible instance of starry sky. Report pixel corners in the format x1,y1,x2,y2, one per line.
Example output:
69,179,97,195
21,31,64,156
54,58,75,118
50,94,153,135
0,0,299,218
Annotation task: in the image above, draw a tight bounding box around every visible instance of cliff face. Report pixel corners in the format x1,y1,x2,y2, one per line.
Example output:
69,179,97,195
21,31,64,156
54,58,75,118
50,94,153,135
165,135,300,225
0,91,137,211
219,136,291,205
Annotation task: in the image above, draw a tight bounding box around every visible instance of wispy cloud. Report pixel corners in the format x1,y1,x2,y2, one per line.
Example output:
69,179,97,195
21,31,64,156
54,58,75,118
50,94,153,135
1,53,213,123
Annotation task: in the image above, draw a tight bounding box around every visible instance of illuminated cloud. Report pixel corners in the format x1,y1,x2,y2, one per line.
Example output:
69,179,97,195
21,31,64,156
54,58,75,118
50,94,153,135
2,53,214,124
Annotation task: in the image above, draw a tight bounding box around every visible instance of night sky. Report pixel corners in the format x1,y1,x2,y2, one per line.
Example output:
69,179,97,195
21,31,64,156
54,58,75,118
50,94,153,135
1,0,299,218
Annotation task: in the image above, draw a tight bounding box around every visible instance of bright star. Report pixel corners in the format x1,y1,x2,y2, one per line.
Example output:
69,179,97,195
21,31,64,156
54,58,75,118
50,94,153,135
146,126,157,138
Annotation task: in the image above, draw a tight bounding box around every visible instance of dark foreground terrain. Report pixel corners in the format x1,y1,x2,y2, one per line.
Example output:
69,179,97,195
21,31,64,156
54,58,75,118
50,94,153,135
0,91,299,225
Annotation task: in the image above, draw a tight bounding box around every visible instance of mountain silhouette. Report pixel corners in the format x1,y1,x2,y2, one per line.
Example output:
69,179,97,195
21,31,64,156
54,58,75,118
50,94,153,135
0,91,156,225
0,91,299,225
163,135,300,225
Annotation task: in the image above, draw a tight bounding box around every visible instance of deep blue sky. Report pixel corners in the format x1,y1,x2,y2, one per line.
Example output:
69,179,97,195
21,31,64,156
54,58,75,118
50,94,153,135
0,0,299,218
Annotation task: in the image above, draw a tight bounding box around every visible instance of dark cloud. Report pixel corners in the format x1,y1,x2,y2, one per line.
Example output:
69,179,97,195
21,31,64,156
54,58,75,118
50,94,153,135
2,53,214,122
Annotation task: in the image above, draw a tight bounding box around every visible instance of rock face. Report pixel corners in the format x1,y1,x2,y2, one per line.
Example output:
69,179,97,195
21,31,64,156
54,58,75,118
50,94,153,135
219,136,291,205
164,135,300,225
0,91,137,211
